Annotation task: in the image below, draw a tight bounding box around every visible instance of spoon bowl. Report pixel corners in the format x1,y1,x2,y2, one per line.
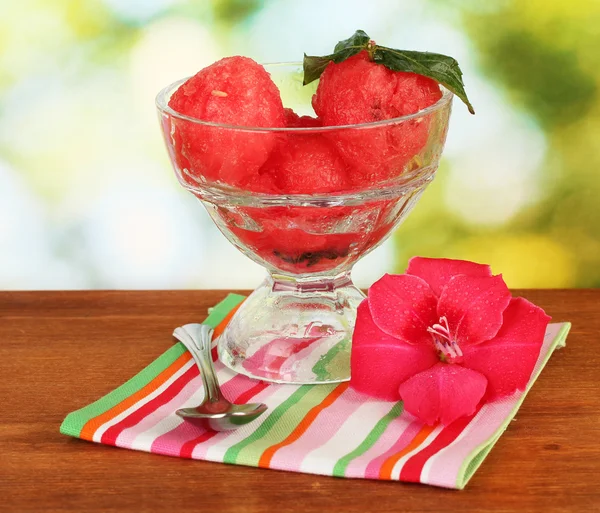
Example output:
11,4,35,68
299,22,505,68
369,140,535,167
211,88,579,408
176,402,268,431
173,323,268,431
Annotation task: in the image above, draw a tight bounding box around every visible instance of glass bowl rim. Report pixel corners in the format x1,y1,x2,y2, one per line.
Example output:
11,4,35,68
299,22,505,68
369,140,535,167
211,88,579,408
177,164,438,207
155,61,454,133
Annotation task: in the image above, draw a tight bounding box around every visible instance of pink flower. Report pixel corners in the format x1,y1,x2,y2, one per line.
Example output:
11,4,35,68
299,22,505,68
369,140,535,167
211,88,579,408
350,257,551,426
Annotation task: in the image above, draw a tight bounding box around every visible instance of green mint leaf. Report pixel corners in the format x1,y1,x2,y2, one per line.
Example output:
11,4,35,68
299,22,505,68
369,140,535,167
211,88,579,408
302,55,336,85
303,29,370,85
332,29,371,54
373,46,475,114
302,29,475,114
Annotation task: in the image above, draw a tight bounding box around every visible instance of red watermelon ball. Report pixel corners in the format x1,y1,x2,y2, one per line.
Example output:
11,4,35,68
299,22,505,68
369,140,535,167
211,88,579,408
312,51,442,186
261,133,349,194
168,56,286,188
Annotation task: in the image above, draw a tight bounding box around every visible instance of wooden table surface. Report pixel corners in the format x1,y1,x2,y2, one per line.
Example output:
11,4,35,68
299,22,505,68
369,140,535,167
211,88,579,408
1,289,599,513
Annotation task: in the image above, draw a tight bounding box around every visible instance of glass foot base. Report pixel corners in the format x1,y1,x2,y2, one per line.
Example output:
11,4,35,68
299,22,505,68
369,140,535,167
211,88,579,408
217,272,365,384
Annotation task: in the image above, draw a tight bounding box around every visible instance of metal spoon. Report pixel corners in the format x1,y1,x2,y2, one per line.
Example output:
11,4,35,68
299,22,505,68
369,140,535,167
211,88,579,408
174,323,268,431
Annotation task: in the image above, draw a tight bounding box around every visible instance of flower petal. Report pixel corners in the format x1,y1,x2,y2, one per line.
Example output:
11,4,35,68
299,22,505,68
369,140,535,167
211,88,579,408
351,302,439,401
437,274,512,347
406,257,492,297
368,273,438,346
351,300,385,349
399,363,488,426
461,297,551,400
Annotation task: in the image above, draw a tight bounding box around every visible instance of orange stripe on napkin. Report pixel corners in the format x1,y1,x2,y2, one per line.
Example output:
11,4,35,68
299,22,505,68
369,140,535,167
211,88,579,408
258,382,349,468
379,424,435,480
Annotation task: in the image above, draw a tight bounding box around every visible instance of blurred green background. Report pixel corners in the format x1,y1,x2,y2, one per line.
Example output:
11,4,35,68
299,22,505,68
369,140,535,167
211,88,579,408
1,0,598,289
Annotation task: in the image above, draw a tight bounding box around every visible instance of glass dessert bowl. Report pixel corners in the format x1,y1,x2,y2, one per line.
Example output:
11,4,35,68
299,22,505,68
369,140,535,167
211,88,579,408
156,63,453,384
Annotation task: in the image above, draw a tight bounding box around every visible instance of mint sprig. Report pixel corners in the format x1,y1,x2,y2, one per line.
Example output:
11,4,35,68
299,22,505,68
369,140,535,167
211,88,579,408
303,30,475,114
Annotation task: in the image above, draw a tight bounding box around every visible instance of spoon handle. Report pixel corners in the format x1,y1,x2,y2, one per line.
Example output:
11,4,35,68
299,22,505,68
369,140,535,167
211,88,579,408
175,325,225,404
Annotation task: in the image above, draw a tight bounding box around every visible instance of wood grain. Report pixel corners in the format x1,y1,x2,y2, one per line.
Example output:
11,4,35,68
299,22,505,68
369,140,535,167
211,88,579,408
0,290,598,513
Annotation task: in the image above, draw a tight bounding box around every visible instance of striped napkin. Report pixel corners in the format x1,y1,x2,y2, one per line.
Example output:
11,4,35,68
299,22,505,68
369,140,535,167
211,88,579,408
61,294,570,489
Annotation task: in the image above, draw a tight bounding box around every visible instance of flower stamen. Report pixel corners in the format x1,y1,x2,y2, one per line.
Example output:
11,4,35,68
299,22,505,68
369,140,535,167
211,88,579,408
428,316,463,361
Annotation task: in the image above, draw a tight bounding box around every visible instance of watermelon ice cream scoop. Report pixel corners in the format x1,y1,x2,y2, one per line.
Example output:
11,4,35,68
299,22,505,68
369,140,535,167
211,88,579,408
313,51,441,125
261,134,349,194
312,51,442,186
167,56,286,188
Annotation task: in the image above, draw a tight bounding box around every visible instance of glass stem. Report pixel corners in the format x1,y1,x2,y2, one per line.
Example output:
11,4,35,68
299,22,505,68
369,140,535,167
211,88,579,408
270,271,353,294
